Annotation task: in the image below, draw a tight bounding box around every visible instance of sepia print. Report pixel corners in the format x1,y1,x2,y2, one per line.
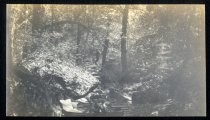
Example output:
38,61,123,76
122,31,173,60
6,4,206,116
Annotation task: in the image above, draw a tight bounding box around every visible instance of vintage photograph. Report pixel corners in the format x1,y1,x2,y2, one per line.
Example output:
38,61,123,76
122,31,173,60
6,4,205,116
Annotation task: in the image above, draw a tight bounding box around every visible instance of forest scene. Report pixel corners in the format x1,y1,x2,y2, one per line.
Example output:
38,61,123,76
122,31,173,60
6,4,205,116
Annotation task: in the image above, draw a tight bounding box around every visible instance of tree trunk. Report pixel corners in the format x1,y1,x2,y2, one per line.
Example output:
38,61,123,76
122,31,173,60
101,18,111,71
120,5,129,82
76,25,82,65
74,6,85,66
101,39,109,69
91,6,95,45
10,7,16,64
21,5,27,60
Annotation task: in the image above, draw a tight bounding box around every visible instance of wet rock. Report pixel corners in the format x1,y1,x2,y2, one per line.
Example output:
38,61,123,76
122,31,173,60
59,99,82,113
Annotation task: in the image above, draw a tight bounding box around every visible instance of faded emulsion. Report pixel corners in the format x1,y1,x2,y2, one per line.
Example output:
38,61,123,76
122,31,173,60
6,4,205,116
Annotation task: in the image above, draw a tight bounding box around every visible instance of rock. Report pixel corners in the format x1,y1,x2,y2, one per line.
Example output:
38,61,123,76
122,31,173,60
151,111,159,116
59,99,82,113
109,88,129,103
122,93,132,101
76,98,88,103
20,55,100,97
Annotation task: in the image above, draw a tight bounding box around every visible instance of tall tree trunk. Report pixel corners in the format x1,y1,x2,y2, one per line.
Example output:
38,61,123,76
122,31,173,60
101,39,109,69
120,5,129,81
7,5,14,76
76,25,82,65
74,6,85,65
10,9,17,64
91,6,95,45
101,18,111,71
21,5,27,60
84,6,90,49
90,6,99,64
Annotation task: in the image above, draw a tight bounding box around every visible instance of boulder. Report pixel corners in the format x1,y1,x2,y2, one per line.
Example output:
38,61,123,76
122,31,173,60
20,56,99,97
